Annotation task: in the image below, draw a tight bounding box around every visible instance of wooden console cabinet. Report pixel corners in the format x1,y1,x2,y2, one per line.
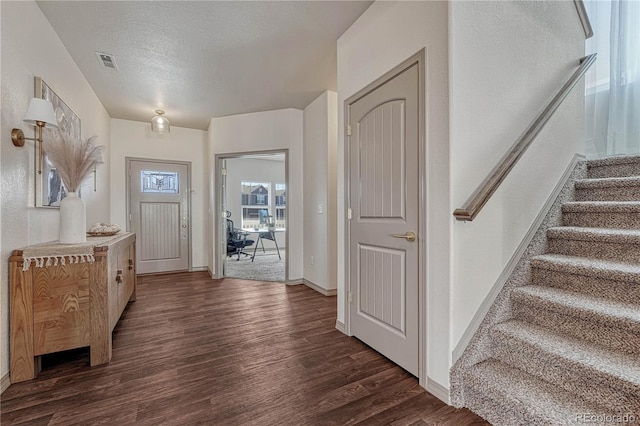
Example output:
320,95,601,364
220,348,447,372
9,233,136,383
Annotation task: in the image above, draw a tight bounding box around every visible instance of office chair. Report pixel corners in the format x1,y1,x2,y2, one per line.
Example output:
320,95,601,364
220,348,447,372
227,218,255,261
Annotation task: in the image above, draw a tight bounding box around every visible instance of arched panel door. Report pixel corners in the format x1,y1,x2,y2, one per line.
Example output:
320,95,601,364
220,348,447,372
348,62,420,376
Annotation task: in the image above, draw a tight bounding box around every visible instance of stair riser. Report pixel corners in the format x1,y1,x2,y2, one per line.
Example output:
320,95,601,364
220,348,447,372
490,330,640,413
462,388,543,426
588,163,640,179
548,238,640,263
575,187,640,202
531,267,640,304
562,212,640,229
512,302,640,356
463,361,617,425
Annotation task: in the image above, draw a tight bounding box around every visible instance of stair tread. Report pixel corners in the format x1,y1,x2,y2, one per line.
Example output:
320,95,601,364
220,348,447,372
548,226,640,243
466,360,609,421
492,320,640,387
576,176,640,189
512,285,640,332
562,201,640,212
531,254,640,283
588,155,640,168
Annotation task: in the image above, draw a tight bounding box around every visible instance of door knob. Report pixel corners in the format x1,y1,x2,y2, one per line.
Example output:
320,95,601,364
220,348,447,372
391,231,416,242
182,224,187,228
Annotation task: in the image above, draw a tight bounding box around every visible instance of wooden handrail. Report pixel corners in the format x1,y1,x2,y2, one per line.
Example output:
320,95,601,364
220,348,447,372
574,0,594,39
453,53,597,222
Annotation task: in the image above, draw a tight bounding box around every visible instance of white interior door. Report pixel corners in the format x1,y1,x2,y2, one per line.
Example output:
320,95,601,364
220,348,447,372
129,159,190,274
348,61,420,376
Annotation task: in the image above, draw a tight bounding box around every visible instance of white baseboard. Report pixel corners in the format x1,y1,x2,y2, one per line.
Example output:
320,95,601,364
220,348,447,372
452,153,585,362
426,378,451,405
287,279,303,285
1,373,10,394
190,266,208,272
426,378,450,404
303,279,337,296
335,320,346,334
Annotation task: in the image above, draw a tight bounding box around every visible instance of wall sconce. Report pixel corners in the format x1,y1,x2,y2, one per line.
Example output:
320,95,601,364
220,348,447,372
11,98,58,175
151,109,170,134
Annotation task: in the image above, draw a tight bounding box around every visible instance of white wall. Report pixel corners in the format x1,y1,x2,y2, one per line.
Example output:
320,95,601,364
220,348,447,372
224,157,286,247
110,119,208,269
337,0,450,387
449,0,584,359
0,1,111,382
303,91,338,291
208,109,303,280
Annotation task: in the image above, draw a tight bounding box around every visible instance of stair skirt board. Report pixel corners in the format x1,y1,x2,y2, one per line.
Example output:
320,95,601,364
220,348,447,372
451,154,640,425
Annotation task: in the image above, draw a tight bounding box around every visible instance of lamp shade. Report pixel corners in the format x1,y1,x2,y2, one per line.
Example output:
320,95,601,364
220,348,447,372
23,98,58,127
151,110,170,133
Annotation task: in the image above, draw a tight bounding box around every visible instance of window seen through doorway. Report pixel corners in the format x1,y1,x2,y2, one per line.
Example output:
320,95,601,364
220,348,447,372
241,181,286,228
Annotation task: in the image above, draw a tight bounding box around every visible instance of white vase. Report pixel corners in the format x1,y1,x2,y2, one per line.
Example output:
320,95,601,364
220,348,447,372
59,192,86,244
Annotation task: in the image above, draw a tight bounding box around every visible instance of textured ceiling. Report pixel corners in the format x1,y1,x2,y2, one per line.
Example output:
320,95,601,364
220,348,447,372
37,1,372,130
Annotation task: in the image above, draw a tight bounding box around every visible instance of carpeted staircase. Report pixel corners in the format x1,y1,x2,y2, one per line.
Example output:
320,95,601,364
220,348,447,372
452,156,640,425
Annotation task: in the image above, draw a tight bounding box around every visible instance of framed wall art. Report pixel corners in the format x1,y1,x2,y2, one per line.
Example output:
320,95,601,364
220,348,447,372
34,76,82,208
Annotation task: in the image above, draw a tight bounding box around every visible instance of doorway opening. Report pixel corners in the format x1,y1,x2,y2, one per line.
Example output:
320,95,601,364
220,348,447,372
216,151,288,282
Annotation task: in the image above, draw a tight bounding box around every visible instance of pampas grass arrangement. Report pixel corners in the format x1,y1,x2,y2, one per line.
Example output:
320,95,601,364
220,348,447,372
43,131,103,192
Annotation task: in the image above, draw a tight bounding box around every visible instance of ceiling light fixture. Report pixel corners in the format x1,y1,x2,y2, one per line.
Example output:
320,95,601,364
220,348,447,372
151,110,170,134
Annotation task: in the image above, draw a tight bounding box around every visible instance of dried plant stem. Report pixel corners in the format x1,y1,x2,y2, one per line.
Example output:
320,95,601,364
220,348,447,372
43,131,103,193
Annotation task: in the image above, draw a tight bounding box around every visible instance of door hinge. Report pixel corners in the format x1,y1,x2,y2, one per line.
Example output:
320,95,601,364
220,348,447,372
347,291,353,303
347,125,352,136
129,213,132,222
347,208,352,220
221,168,227,176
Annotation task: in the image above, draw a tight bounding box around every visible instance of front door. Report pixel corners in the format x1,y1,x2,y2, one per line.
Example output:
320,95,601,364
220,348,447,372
347,58,421,376
129,159,190,274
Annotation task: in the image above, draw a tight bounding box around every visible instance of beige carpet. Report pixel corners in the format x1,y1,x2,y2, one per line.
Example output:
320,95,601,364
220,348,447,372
451,155,640,425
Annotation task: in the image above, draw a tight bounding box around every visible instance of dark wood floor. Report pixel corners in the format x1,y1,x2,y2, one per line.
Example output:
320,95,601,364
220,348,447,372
1,272,489,425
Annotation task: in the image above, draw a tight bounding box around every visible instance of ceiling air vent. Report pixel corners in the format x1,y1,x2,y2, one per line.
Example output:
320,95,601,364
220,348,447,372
95,52,118,70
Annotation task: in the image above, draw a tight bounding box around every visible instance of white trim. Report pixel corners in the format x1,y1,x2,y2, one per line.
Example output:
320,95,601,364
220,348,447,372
286,279,303,285
303,279,337,296
214,149,290,282
452,153,585,362
335,320,346,334
190,266,208,272
207,267,214,279
1,373,10,394
426,378,450,405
